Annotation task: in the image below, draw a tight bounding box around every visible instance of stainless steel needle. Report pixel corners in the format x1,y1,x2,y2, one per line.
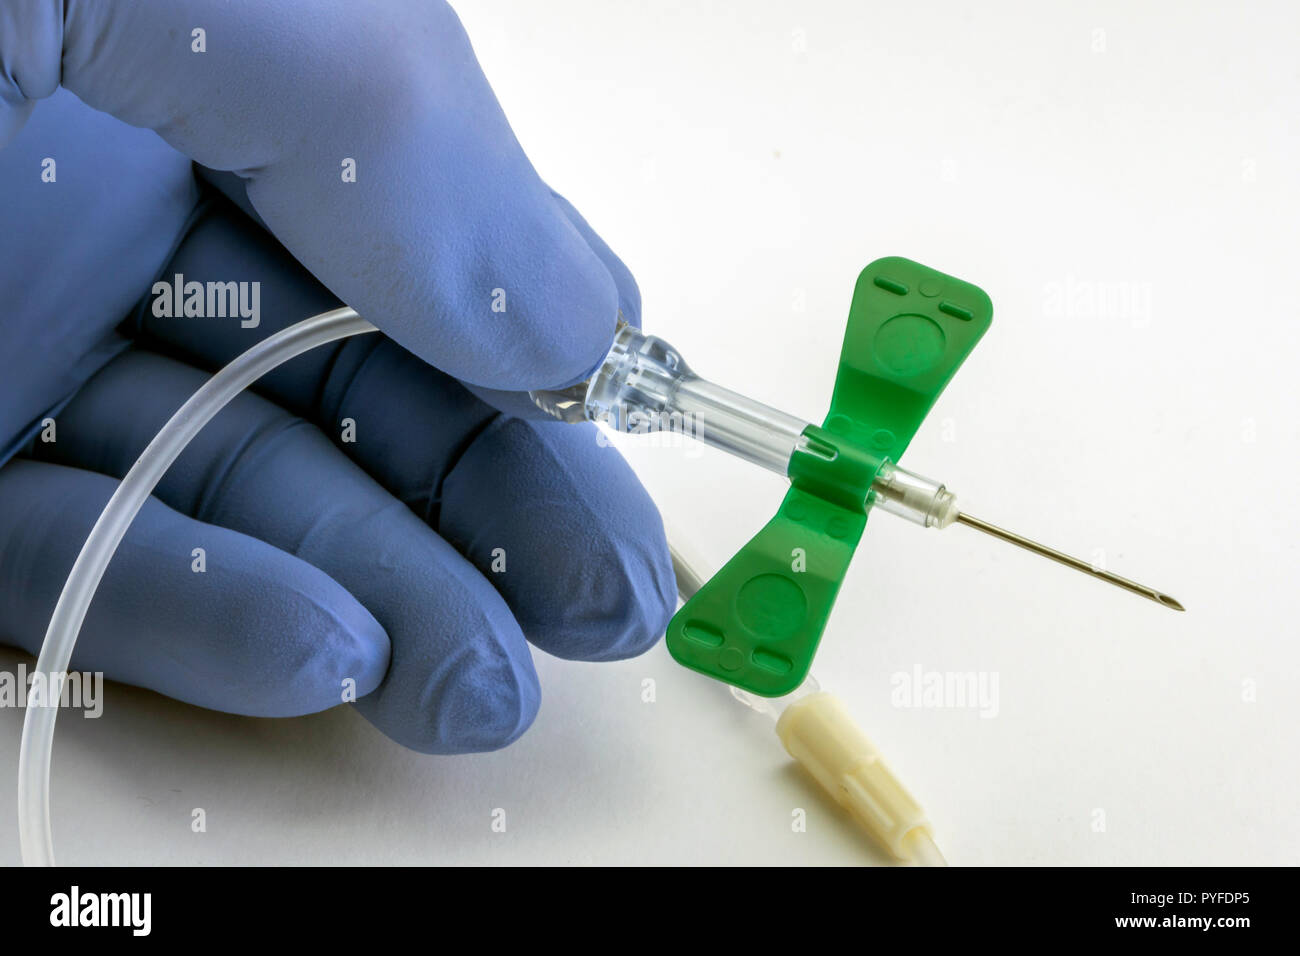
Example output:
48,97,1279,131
955,512,1185,611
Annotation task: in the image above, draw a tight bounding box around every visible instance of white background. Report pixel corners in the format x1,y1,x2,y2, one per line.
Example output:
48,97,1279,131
2,0,1298,865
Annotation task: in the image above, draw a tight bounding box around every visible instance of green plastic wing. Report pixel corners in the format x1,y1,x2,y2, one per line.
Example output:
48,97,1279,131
666,257,992,695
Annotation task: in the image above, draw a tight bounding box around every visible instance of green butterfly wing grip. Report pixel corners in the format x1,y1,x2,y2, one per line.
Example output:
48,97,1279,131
666,257,993,695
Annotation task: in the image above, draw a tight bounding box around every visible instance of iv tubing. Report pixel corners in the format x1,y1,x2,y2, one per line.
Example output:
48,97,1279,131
17,307,378,866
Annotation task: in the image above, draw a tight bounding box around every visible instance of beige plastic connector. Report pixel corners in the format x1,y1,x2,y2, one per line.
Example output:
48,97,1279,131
776,692,945,865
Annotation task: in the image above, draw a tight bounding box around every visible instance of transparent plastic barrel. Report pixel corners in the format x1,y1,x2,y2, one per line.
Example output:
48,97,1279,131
569,324,810,475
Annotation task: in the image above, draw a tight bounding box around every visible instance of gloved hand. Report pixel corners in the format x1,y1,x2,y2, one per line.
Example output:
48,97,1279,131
0,3,677,754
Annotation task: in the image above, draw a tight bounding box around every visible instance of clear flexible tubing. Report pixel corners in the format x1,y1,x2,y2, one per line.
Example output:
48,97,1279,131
18,307,378,866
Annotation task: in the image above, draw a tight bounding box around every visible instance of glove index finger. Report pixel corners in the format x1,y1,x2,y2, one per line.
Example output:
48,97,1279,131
54,0,622,392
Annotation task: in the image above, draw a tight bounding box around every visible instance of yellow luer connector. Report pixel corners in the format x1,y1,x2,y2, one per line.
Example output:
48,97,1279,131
776,692,946,866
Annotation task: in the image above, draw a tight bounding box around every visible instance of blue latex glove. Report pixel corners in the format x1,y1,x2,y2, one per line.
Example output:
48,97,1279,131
0,5,676,753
